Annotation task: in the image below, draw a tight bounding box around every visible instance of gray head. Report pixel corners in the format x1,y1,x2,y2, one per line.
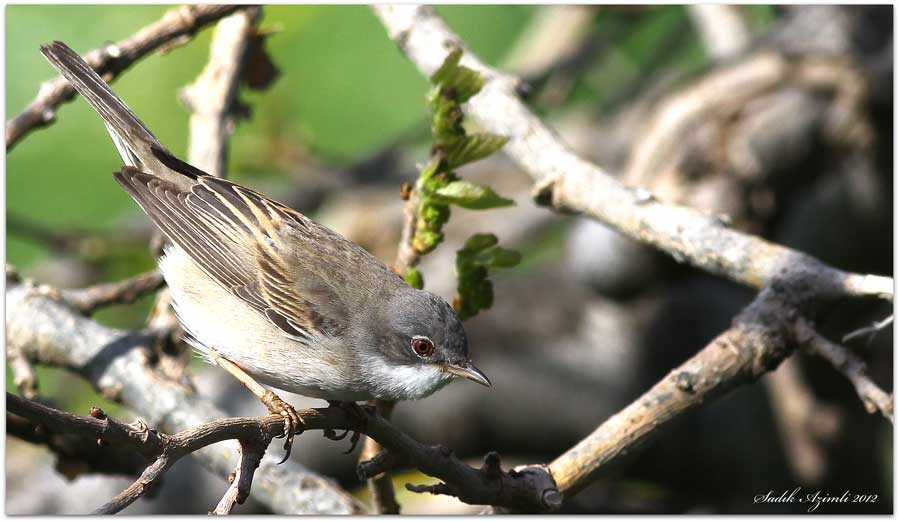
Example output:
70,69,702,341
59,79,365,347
362,287,489,399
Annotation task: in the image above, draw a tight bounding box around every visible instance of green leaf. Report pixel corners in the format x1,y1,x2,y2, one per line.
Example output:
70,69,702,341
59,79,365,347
404,267,424,290
474,246,521,268
429,181,514,210
430,48,485,102
430,48,462,84
443,134,509,170
463,233,498,251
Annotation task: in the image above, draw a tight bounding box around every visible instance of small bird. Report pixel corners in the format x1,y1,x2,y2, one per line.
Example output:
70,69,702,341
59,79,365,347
40,41,490,459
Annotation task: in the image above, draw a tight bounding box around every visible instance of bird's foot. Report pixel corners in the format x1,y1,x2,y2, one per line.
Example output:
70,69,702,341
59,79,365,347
324,401,370,454
261,390,302,464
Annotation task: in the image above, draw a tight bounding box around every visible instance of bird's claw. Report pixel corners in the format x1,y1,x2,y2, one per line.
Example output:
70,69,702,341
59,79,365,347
261,390,302,464
342,431,363,455
325,401,369,454
323,428,350,441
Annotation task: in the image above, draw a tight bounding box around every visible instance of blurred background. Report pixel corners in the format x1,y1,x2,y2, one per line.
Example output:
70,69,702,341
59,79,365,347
5,4,893,514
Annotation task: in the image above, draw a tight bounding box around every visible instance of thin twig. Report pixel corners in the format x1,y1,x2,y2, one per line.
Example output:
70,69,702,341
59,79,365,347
359,400,400,514
214,459,244,515
213,436,270,515
60,270,165,315
393,184,422,276
6,4,244,150
842,314,893,344
7,345,39,400
797,320,894,422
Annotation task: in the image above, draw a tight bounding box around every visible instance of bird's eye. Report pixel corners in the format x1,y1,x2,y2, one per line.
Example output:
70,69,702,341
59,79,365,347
411,336,434,358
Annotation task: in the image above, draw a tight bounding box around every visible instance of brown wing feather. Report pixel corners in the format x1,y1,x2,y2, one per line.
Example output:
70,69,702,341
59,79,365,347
114,167,341,342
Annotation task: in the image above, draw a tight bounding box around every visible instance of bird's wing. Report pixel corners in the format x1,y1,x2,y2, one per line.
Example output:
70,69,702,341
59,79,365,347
115,166,349,342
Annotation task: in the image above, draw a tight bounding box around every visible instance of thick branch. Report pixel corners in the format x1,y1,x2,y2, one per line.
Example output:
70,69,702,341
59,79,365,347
6,281,362,514
6,4,244,150
373,5,892,302
797,320,894,422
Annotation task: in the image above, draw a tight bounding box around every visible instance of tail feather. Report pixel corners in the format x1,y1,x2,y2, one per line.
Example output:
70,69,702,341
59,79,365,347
40,41,198,187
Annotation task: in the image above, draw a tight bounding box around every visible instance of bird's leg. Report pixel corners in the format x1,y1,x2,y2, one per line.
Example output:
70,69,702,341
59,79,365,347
325,401,370,454
209,350,302,464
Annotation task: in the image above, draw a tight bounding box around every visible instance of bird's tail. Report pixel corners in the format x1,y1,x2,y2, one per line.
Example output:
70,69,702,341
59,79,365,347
40,41,199,185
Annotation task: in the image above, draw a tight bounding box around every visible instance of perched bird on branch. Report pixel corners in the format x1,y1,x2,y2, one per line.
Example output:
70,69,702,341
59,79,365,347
40,40,491,461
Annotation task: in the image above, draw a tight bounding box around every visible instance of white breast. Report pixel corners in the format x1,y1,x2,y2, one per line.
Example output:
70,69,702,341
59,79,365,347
159,246,455,402
159,247,350,399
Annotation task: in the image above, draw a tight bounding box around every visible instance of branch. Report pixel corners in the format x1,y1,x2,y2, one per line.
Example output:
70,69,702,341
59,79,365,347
149,6,269,391
764,357,841,483
7,403,149,480
372,5,893,302
359,413,560,511
687,5,751,62
359,400,400,514
96,456,171,514
213,437,270,515
547,288,796,497
373,3,895,509
797,320,894,422
7,345,39,400
180,6,263,177
842,314,893,344
392,184,422,276
6,4,245,150
6,279,563,512
501,5,597,80
60,270,165,315
6,280,362,514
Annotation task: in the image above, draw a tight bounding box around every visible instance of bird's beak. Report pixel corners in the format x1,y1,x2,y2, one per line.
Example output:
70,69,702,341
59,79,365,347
445,361,491,387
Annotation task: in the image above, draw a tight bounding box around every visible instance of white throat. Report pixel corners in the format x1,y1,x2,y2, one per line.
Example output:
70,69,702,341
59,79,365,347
361,354,453,401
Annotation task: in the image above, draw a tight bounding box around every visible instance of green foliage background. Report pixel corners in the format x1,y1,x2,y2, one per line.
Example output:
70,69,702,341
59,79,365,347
7,5,532,265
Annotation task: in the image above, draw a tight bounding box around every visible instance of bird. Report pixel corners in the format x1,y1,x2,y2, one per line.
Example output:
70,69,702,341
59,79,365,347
40,41,490,460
